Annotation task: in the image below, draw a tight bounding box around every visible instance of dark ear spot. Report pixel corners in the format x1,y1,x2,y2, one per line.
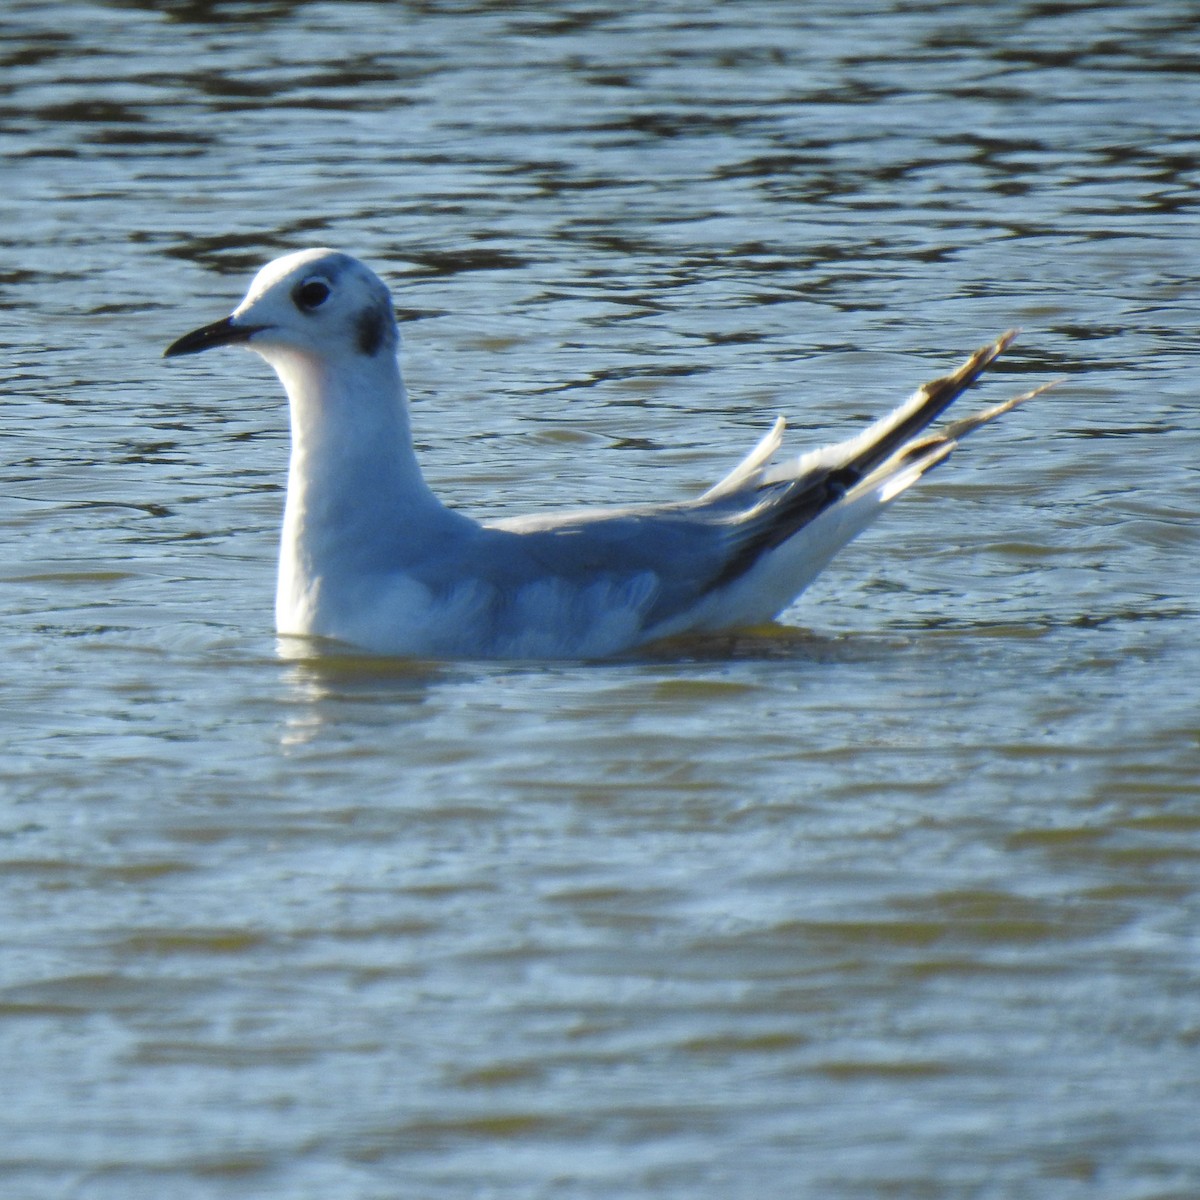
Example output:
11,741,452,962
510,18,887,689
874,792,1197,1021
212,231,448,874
355,306,386,356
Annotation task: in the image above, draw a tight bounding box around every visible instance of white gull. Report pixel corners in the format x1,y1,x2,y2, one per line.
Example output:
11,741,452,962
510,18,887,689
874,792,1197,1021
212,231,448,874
165,248,1050,660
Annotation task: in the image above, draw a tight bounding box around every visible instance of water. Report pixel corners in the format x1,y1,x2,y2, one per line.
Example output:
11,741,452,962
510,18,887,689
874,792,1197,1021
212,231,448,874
2,1,1199,1197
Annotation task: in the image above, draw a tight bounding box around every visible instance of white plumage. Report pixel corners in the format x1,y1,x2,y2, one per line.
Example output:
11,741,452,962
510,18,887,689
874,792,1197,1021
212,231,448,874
165,248,1050,659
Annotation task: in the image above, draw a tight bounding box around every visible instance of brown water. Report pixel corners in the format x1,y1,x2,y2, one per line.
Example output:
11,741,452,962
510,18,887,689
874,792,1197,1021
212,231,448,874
2,2,1199,1197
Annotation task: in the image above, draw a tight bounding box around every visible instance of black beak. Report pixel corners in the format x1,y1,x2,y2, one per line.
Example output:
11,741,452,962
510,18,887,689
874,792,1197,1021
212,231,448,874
163,315,266,358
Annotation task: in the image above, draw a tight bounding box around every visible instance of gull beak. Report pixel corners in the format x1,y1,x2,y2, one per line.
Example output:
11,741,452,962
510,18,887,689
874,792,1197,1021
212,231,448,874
163,315,266,358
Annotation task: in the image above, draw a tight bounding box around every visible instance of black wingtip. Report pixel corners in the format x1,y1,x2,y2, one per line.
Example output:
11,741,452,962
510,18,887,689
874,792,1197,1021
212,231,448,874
843,330,1019,478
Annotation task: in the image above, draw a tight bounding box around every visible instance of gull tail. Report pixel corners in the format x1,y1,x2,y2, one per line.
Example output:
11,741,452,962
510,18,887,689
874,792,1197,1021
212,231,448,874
695,333,1057,606
852,373,1060,503
834,329,1021,479
705,330,1026,501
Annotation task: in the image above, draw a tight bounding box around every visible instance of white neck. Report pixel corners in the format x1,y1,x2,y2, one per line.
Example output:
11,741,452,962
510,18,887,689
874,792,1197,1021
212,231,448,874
263,345,449,633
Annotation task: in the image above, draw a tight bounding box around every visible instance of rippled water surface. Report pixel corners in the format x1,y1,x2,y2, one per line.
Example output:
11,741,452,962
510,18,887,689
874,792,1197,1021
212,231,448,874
3,2,1199,1197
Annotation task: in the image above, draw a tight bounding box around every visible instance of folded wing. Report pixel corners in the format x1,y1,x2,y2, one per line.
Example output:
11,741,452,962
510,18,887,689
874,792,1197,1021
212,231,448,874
485,332,1052,641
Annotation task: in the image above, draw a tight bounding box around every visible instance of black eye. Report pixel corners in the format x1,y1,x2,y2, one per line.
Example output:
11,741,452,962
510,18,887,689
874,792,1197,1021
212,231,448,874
293,279,331,311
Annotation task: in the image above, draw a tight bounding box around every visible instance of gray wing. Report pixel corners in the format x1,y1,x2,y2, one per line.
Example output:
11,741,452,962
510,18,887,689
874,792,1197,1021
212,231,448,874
425,331,1049,647
482,332,1041,627
483,495,796,628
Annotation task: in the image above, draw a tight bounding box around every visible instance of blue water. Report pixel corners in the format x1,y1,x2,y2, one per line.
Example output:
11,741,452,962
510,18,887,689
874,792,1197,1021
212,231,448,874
2,2,1199,1197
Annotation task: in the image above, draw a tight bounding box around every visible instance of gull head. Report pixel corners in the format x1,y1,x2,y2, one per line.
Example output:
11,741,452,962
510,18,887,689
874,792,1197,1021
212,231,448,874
164,248,398,367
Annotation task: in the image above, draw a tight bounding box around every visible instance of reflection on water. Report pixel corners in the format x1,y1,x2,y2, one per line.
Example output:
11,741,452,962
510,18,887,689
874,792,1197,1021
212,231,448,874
2,1,1200,1197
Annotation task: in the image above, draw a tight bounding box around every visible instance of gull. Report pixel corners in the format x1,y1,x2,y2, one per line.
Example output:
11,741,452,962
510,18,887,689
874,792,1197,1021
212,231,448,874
165,248,1050,660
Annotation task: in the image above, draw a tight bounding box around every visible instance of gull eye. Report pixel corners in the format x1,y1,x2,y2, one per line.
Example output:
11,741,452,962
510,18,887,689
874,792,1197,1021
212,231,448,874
293,278,331,312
